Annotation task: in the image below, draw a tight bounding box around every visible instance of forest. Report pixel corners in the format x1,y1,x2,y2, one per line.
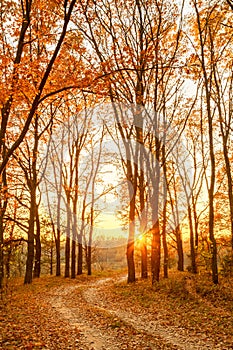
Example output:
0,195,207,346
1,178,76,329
0,0,233,349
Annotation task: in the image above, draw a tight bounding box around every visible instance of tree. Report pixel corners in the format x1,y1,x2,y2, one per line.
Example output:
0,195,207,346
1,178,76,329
191,0,219,284
82,126,105,276
43,114,64,277
75,0,186,284
209,4,233,261
0,0,78,287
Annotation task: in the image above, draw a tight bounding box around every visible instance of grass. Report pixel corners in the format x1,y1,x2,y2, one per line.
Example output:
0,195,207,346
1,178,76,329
112,271,233,347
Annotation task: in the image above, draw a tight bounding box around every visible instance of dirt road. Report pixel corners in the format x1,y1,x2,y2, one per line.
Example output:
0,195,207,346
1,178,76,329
49,276,218,350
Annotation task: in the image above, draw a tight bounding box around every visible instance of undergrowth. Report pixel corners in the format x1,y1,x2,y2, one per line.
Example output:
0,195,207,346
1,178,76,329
112,271,233,347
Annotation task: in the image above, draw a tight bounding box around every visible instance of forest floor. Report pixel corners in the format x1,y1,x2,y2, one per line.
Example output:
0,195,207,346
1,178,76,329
0,270,232,350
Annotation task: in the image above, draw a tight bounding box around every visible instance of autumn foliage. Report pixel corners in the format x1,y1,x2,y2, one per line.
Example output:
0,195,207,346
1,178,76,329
0,0,233,294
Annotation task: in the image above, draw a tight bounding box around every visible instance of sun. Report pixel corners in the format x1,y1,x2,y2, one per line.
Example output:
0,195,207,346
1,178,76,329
136,232,146,243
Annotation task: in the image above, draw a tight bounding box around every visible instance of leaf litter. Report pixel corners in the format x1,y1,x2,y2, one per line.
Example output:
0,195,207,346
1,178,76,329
0,272,232,349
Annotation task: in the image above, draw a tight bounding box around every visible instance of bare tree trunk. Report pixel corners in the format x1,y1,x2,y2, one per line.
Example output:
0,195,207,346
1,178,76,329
194,3,218,283
87,245,92,276
139,168,148,279
5,247,11,279
33,205,41,278
150,138,161,284
151,220,161,284
65,203,71,278
50,231,53,275
0,223,4,289
127,235,136,283
176,225,184,272
71,239,76,278
162,203,168,278
24,186,36,284
77,208,84,275
141,240,148,279
162,145,168,278
0,166,7,289
87,206,94,276
127,162,136,283
55,228,61,276
55,187,61,276
188,204,197,273
193,198,199,250
212,54,233,270
71,144,80,279
77,240,83,275
65,235,70,278
223,148,233,253
24,115,39,284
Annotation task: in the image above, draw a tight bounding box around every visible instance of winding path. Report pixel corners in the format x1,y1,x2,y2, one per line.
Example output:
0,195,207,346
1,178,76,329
49,276,218,350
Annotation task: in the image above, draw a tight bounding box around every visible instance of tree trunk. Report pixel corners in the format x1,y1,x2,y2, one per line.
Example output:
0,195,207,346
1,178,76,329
127,186,136,283
192,194,199,251
212,35,233,269
71,239,76,278
127,240,135,283
0,167,7,289
188,204,197,273
78,206,85,276
218,118,233,274
223,145,233,248
151,220,160,284
65,204,71,278
24,187,36,284
151,141,161,284
176,226,184,272
24,114,38,284
55,193,61,276
141,241,148,279
87,245,92,276
87,206,94,276
55,228,60,276
77,241,83,275
162,145,168,278
5,248,11,279
209,191,218,284
194,1,218,285
33,205,41,278
50,234,53,275
0,137,8,288
162,207,168,278
0,220,4,289
65,235,70,278
139,168,148,279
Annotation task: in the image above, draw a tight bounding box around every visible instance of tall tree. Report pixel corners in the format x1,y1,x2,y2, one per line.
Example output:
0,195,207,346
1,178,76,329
191,0,219,283
75,0,186,283
0,0,78,286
